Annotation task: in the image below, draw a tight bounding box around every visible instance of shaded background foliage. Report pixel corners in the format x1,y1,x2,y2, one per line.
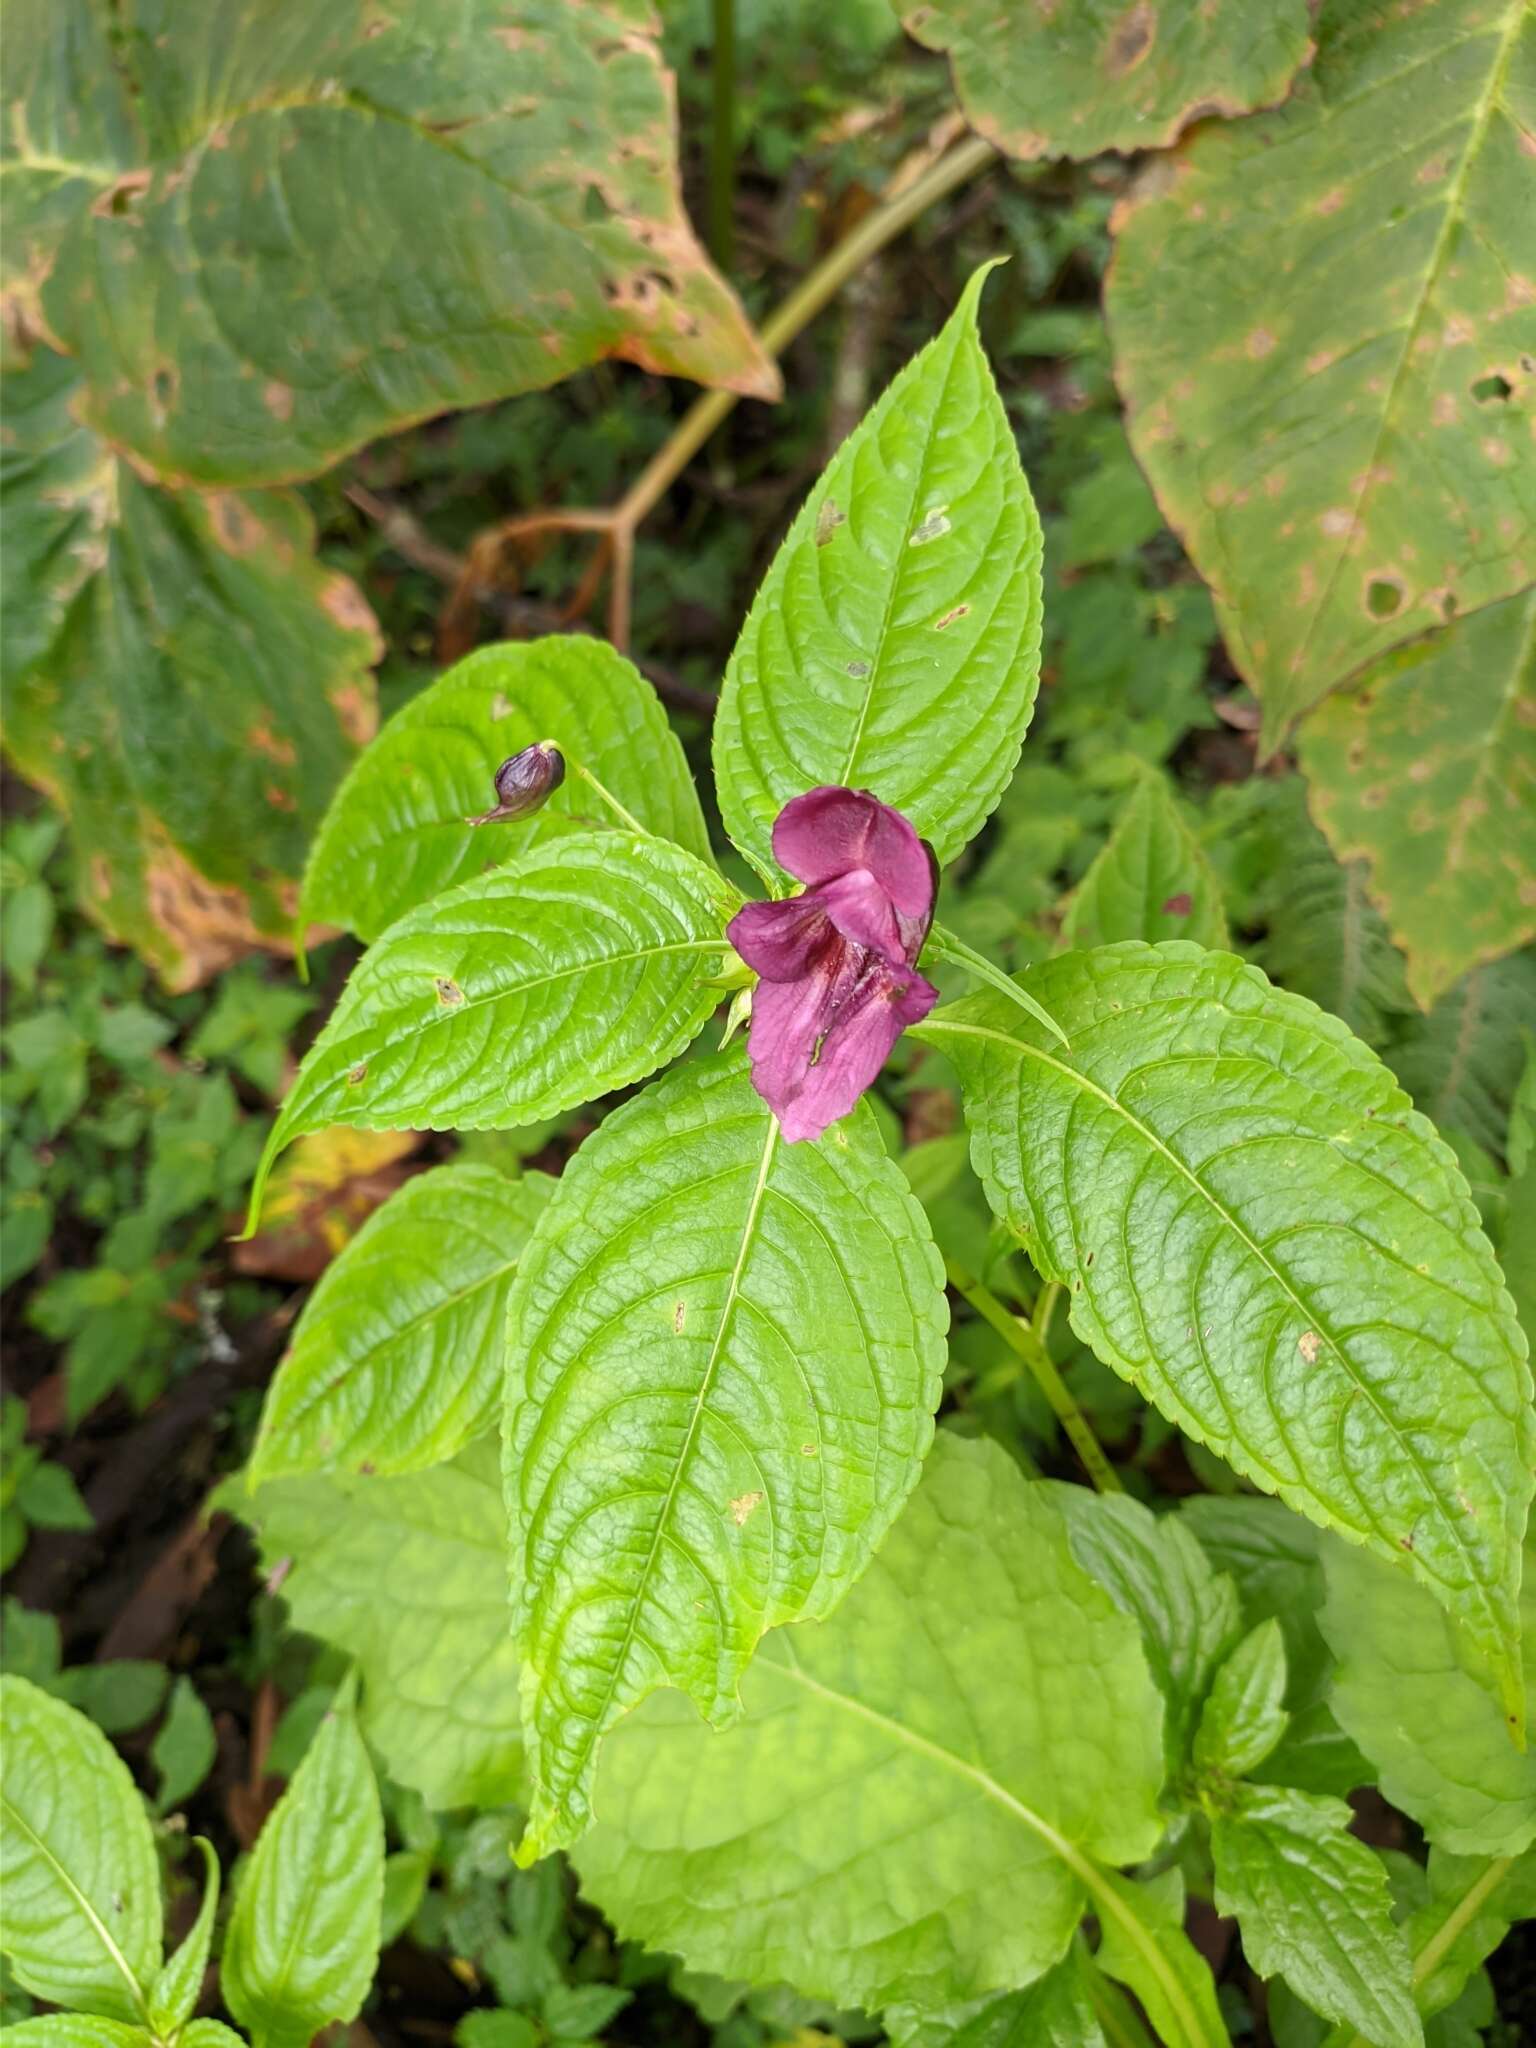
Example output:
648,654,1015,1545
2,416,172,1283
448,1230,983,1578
1,0,1533,2044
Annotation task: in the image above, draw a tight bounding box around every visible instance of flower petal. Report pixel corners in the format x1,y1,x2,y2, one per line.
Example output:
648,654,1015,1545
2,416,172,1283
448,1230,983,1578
746,955,939,1143
813,869,905,965
728,895,837,983
771,787,935,921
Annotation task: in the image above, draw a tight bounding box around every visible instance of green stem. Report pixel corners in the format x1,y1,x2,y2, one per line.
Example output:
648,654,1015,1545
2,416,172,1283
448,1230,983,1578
925,921,1071,1048
569,759,651,837
708,0,736,271
1332,1854,1515,2048
945,1257,1122,1494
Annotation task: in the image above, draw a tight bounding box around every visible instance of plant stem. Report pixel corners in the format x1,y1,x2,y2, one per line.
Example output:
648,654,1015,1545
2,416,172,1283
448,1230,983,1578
944,1257,1122,1494
708,0,737,272
569,760,650,837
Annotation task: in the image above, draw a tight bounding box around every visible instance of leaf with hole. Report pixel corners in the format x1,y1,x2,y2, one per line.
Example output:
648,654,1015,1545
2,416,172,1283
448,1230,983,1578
246,832,738,1229
1108,0,1536,741
252,1163,553,1484
0,1675,161,2024
20,0,776,487
575,1435,1177,2018
301,638,712,944
505,1052,947,1858
714,264,1043,872
917,943,1534,1721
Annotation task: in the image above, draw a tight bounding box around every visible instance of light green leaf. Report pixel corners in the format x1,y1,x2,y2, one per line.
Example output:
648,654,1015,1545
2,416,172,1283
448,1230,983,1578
1062,767,1229,950
1179,1495,1333,1703
506,1052,947,1857
714,264,1043,871
1194,1620,1289,1781
1108,0,1535,742
1399,1847,1536,2024
1298,593,1536,1007
238,1439,521,1811
1387,952,1536,1162
0,2023,151,2046
180,2024,251,2046
251,1164,553,1484
1211,1784,1419,2048
1320,1537,1536,1856
301,638,712,944
919,944,1534,1721
1092,1869,1228,2048
222,1686,384,2048
147,1837,219,2039
907,0,1313,159
151,1677,217,1815
0,1675,161,2024
937,1949,1107,2048
380,1849,431,1946
22,1,774,488
246,833,738,1229
576,1435,1169,2016
1,346,378,991
1045,1484,1242,1775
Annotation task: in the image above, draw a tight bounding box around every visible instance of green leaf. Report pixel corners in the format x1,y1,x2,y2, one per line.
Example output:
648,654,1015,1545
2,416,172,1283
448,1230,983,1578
506,1052,946,1857
1179,1495,1333,1704
14,1458,92,1532
1298,593,1536,1007
907,0,1313,159
937,1950,1106,2048
0,2023,151,2047
22,1,775,488
1062,768,1229,950
1092,1869,1228,2048
246,833,737,1229
1195,1620,1289,1781
222,1686,384,2048
251,1164,553,1484
147,1837,219,2039
714,264,1043,872
380,1849,431,1946
0,1675,161,2024
150,1677,217,1816
1319,1537,1536,1856
1386,952,1536,1162
1045,1484,1242,1775
1210,1784,1419,2048
181,2023,252,2046
1108,0,1536,742
576,1435,1170,2016
1,348,379,991
918,943,1534,1720
301,638,713,944
1399,1847,1536,2024
239,1439,522,1811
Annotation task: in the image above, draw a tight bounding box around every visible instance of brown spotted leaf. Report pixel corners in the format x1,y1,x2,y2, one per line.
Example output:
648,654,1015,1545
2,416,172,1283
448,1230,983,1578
1107,0,1536,744
19,0,776,486
0,349,380,989
1298,589,1536,1009
906,0,1314,160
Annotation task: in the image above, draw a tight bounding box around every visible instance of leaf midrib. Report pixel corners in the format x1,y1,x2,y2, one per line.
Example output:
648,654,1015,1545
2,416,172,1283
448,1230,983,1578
921,1014,1499,1658
0,1788,152,2024
769,1649,1219,2048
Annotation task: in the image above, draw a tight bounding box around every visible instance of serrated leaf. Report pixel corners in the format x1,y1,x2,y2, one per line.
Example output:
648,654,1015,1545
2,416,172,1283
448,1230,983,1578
222,1687,384,2048
252,1164,553,1484
1211,1784,1419,2048
1400,1846,1536,2023
907,0,1313,159
150,1677,217,1815
917,943,1534,1716
0,2023,151,2047
1108,0,1535,741
1062,769,1229,950
714,265,1043,872
1092,1868,1228,2048
1387,952,1536,1162
302,638,712,944
1320,1537,1536,1856
1297,594,1536,1008
0,1675,161,2024
239,1439,522,1811
147,1837,218,2039
1046,1484,1242,1775
506,1052,946,1856
247,833,738,1229
937,1949,1107,2048
21,1,775,488
1,349,379,991
576,1435,1171,2016
1195,1620,1289,1780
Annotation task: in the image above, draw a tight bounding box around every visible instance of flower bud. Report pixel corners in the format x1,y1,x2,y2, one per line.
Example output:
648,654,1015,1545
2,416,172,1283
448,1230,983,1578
467,741,566,825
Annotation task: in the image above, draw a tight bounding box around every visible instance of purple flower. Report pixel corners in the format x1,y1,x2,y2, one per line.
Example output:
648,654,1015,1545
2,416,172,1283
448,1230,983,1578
728,787,939,1143
467,741,566,825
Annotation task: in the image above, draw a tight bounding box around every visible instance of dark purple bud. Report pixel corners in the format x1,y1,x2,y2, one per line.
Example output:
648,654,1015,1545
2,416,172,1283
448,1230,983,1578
467,741,566,825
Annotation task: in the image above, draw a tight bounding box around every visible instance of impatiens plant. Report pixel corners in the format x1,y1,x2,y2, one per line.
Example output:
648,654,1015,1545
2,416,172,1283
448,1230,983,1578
7,269,1531,2045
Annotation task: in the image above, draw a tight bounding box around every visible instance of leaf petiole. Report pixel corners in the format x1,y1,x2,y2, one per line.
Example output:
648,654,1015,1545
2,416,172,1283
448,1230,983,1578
924,923,1071,1048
